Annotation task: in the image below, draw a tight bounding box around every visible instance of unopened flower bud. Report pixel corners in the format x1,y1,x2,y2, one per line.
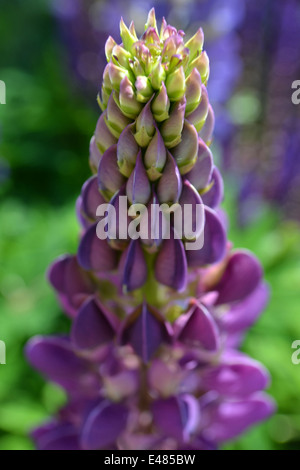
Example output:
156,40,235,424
105,36,117,62
126,151,151,205
171,120,199,174
94,112,118,156
187,51,210,84
151,82,170,122
186,85,209,132
118,76,143,118
135,75,153,103
157,151,182,204
185,68,202,114
111,44,132,69
160,97,186,148
166,66,186,101
144,127,167,181
108,62,129,92
105,94,132,138
150,59,166,90
120,17,138,52
117,123,139,177
145,7,158,33
134,99,155,147
199,104,215,145
185,28,204,61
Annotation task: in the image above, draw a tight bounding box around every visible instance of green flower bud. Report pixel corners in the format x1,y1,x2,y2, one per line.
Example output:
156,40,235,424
151,82,170,122
186,85,209,132
135,75,153,103
134,99,155,147
150,59,166,91
185,68,202,114
105,94,132,138
171,120,199,174
103,64,113,95
185,28,204,61
117,123,139,177
118,76,143,118
105,36,117,62
111,44,132,69
120,17,138,52
187,51,210,84
166,66,186,101
108,62,129,92
144,127,167,181
160,97,186,148
145,7,158,33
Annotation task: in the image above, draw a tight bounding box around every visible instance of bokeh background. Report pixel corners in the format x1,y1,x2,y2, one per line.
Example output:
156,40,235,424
0,0,300,450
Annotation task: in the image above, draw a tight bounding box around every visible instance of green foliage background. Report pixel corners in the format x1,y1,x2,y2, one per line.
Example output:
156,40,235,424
0,0,300,450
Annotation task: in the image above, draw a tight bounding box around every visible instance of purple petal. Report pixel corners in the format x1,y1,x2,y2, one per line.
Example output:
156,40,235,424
214,251,263,305
94,112,117,154
81,401,128,450
157,151,182,204
108,186,130,244
171,120,199,174
160,98,186,148
78,223,119,272
71,298,117,351
186,85,209,132
105,94,132,138
179,180,205,240
221,283,269,333
199,104,215,144
89,136,102,173
33,422,79,450
186,206,227,267
119,303,172,362
26,336,90,388
80,175,106,222
155,233,187,291
185,138,213,191
176,302,219,352
202,167,224,209
144,126,167,180
126,150,151,204
119,240,147,292
48,255,94,316
202,354,270,398
205,394,275,443
152,395,201,443
117,123,139,177
98,144,126,199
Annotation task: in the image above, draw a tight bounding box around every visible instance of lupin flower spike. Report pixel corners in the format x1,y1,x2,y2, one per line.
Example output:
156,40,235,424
27,9,274,451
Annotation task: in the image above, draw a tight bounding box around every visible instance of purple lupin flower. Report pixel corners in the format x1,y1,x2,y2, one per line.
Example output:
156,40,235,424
27,9,274,450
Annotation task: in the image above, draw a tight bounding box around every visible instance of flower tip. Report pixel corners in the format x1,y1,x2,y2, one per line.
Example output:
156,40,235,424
105,36,117,62
146,8,157,31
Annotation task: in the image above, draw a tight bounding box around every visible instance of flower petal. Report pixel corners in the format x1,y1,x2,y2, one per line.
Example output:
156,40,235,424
202,167,224,209
72,298,117,351
186,206,226,267
119,303,171,362
155,233,187,291
214,251,263,305
78,223,119,272
119,239,147,292
176,302,219,352
81,400,128,450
